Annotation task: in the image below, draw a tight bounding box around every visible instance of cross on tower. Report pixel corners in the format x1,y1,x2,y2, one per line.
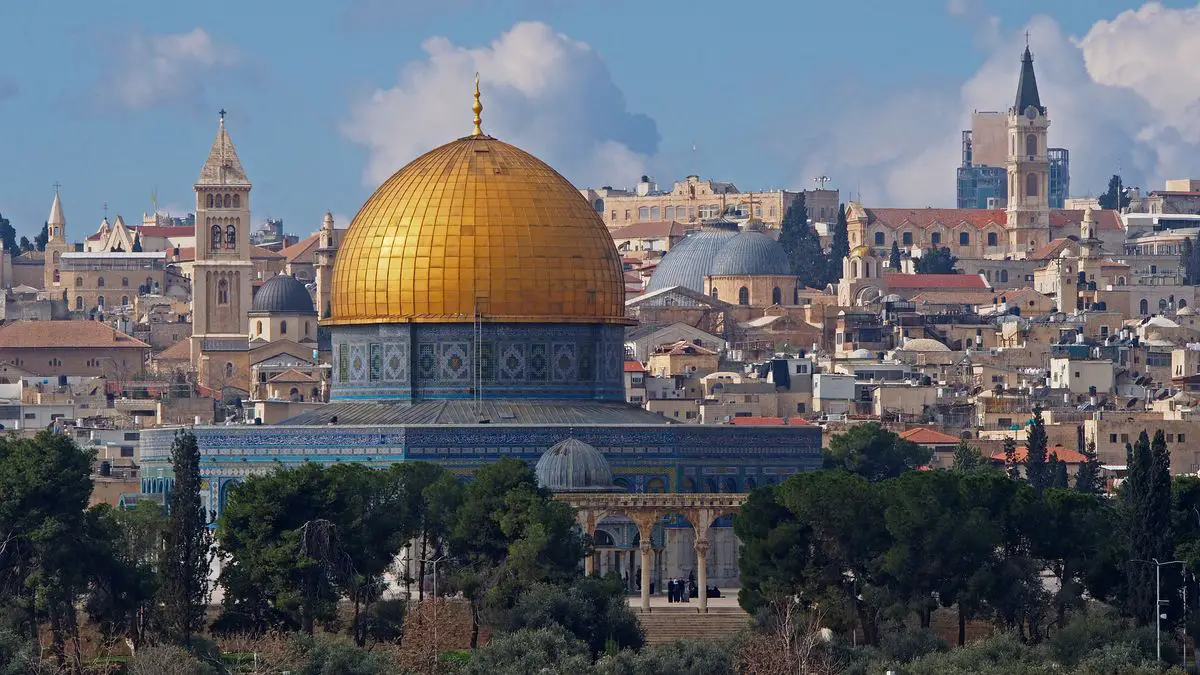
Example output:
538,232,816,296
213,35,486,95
1025,30,1030,47
53,181,62,193
219,108,226,121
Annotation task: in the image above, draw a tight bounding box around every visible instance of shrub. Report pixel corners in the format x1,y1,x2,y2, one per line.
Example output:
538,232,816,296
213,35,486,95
126,645,219,675
462,627,592,675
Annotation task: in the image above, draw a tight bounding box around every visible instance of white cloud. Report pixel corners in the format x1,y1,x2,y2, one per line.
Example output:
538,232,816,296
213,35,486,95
103,28,238,110
798,2,1200,206
341,21,659,187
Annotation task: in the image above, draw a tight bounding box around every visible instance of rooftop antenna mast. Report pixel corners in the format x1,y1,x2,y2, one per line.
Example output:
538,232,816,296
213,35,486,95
813,175,831,190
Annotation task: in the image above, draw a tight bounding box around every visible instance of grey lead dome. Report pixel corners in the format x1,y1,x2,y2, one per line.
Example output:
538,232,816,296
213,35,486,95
709,230,790,277
535,438,616,492
251,273,316,314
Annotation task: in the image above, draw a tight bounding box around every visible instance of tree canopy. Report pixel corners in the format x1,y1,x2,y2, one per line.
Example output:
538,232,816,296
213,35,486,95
777,194,826,288
915,246,959,274
1098,174,1132,210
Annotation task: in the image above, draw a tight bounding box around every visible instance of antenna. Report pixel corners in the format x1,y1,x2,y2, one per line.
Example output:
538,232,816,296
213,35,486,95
813,175,831,190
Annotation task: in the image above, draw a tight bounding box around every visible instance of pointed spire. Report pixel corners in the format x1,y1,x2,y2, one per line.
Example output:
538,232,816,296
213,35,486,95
197,109,251,187
1014,45,1044,115
471,73,484,137
48,190,65,228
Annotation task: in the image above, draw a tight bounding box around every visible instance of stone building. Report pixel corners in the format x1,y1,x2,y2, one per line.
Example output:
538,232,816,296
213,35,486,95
0,320,149,378
60,251,167,313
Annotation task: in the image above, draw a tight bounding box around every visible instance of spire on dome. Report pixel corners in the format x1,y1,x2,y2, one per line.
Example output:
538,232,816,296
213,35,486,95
471,73,484,137
1014,45,1044,115
197,109,251,187
48,190,65,227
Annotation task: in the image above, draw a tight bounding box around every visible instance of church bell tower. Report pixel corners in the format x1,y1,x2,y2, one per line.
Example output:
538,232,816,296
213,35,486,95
1006,44,1051,257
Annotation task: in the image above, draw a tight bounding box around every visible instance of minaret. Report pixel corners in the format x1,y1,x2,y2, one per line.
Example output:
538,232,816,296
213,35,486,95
191,110,254,385
1005,44,1051,257
1079,206,1100,260
43,190,71,295
315,211,337,319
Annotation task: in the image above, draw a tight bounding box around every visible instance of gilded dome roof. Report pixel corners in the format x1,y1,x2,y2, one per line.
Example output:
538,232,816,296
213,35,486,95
327,135,626,326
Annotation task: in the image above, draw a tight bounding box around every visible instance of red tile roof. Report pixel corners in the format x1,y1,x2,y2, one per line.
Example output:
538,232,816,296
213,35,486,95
610,221,690,240
862,208,1122,232
1029,238,1075,261
154,339,192,361
899,427,962,445
989,445,1088,464
884,273,990,290
623,361,646,373
0,320,149,349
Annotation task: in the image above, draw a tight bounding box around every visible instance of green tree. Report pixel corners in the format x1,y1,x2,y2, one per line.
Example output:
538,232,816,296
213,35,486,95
889,240,902,270
86,502,165,652
463,626,593,675
0,215,14,254
1003,437,1021,480
825,203,850,285
34,222,47,252
1123,430,1177,627
952,439,985,472
131,233,143,252
1031,490,1123,629
497,576,643,657
1098,174,1131,210
1182,237,1197,285
448,458,586,648
733,485,810,615
777,194,825,288
158,430,210,647
16,237,31,254
915,246,959,274
821,422,931,482
597,638,736,675
1024,406,1049,494
1075,440,1103,494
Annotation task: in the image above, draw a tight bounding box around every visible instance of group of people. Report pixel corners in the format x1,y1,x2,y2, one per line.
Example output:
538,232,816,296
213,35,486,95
665,575,693,603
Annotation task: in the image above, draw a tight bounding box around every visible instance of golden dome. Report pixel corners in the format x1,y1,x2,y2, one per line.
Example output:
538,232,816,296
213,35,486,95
328,134,627,326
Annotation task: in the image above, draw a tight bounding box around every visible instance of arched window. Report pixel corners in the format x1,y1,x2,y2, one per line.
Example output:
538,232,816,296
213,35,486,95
121,277,129,287
223,194,232,208
97,276,105,288
738,287,749,305
1118,277,1126,286
1181,299,1189,309
987,232,998,247
232,193,241,208
289,387,301,402
311,387,320,400
960,232,970,246
217,278,229,305
256,320,263,335
206,194,214,208
772,287,782,305
1025,134,1037,157
852,260,861,278
304,320,310,335
211,224,222,249
74,276,82,288
75,296,83,310
863,261,871,278
710,287,719,300
874,231,884,246
646,477,666,494
96,295,104,307
121,296,129,305
1140,298,1149,315
259,372,267,383
52,270,59,283
225,225,236,247
999,269,1009,283
225,362,234,379
280,320,287,335
1026,172,1039,197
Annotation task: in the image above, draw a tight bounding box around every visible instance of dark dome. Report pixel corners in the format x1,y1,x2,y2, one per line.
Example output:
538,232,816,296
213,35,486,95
251,274,315,314
535,438,615,492
710,231,790,276
645,228,738,293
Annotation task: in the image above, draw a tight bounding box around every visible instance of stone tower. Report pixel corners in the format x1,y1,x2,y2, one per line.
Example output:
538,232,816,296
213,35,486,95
43,190,71,297
315,211,337,319
191,111,254,368
1006,45,1051,257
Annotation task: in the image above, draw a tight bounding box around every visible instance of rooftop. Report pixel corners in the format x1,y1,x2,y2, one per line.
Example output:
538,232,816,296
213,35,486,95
0,320,149,350
278,400,674,426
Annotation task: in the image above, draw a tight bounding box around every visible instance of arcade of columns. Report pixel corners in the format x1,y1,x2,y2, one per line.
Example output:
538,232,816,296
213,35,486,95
556,492,747,613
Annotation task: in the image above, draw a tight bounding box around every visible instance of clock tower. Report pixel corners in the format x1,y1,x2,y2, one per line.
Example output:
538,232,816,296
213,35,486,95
1006,45,1051,257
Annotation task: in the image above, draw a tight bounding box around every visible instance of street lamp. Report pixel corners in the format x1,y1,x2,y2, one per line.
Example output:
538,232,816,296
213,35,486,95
421,555,446,673
1133,558,1185,662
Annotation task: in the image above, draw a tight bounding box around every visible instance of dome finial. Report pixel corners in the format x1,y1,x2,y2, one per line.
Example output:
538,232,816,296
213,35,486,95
471,73,484,137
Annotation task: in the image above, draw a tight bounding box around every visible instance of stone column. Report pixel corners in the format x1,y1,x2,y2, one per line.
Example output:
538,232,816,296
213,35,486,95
640,541,652,611
695,540,709,613
585,551,595,576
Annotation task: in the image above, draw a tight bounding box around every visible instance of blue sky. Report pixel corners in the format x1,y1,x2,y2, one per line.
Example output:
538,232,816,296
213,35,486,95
1,1,1197,240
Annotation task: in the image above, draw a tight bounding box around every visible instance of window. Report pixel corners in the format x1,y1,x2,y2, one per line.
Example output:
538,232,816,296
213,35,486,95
225,362,234,378
1140,299,1149,315
987,232,998,247
369,343,382,381
650,206,660,220
211,224,222,249
772,287,782,305
223,194,232,208
624,209,631,221
637,207,649,221
206,194,214,208
75,296,83,310
1110,434,1118,443
121,296,129,305
999,269,1009,283
738,287,749,305
217,278,229,305
53,270,59,283
902,232,913,246
232,193,241,208
874,232,884,246
289,387,301,402
120,446,134,458
97,296,104,307
225,225,236,247
256,320,262,335
1025,134,1037,157
305,321,310,335
611,210,617,221
1181,434,1187,443
960,232,970,246
1121,434,1129,443
797,402,806,413
710,287,718,300
280,320,287,335
1026,172,1038,197
74,276,83,288
931,232,941,245
124,432,139,441
97,276,105,288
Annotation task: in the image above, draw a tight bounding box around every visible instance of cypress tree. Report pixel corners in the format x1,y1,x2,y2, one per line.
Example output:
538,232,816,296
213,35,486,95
826,203,850,285
1182,238,1194,285
777,194,825,288
158,430,211,646
1074,440,1102,494
889,240,902,270
1002,437,1020,480
1124,430,1177,626
1025,406,1049,493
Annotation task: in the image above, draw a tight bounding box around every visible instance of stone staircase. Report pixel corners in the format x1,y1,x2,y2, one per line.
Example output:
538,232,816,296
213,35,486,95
636,606,752,645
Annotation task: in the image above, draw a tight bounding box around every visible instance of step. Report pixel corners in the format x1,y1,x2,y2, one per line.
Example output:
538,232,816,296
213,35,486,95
635,608,751,645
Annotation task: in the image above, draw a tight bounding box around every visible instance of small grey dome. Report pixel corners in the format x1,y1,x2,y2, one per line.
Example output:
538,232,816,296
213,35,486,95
646,228,738,293
252,274,315,314
535,438,615,492
710,231,790,276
